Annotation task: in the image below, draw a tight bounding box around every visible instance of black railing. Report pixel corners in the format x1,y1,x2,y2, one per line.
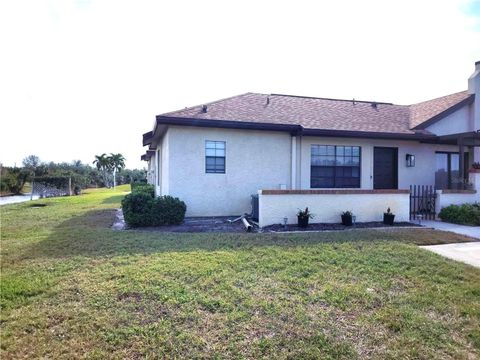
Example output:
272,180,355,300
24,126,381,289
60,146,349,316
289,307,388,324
410,185,437,220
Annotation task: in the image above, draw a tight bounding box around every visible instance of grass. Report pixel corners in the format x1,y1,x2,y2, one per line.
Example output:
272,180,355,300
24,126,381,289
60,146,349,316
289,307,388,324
1,185,479,359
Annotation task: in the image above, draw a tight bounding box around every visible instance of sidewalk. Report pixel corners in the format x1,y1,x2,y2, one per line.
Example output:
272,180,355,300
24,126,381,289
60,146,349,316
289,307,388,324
420,242,480,268
420,220,479,267
421,220,480,239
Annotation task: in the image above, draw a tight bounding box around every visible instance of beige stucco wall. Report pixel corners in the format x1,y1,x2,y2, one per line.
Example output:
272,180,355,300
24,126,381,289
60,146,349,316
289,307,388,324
298,136,460,190
436,191,480,215
164,126,292,216
159,130,170,196
151,126,464,217
146,154,155,185
425,104,473,136
258,192,410,227
434,172,480,214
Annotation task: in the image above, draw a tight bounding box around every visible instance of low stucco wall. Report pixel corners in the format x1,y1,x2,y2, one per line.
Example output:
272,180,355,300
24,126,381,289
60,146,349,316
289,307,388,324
434,172,480,215
258,189,410,227
436,190,479,215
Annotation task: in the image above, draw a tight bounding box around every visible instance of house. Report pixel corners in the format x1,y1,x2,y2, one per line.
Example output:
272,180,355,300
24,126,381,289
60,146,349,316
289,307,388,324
142,61,480,227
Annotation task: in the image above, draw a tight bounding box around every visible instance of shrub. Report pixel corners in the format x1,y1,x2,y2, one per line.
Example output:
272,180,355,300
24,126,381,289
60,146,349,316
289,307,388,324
439,203,480,226
132,184,154,198
131,181,150,192
121,192,155,227
151,196,187,225
121,192,187,228
73,185,82,195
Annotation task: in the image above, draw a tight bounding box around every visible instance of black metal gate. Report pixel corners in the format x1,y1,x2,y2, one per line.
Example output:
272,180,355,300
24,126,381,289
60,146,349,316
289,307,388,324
410,185,437,220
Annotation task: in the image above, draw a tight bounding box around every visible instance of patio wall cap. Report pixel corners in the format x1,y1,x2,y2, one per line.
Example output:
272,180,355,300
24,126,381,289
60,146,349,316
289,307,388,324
260,189,410,195
441,189,477,194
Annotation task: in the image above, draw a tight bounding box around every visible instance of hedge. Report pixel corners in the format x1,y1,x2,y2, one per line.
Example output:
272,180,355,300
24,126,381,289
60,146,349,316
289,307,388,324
131,184,155,198
438,203,480,226
121,192,187,228
131,180,148,192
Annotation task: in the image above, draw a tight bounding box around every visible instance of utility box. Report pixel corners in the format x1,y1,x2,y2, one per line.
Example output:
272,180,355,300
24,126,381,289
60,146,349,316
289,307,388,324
251,194,259,221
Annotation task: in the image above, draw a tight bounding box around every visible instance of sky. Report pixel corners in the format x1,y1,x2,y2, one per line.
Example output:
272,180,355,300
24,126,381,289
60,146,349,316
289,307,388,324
1,0,479,169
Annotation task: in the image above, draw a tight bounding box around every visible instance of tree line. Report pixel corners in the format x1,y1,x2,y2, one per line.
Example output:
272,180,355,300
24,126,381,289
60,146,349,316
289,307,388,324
1,154,146,195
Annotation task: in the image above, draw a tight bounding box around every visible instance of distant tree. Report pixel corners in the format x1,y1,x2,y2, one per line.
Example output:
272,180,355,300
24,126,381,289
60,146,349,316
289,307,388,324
22,154,49,177
3,167,30,194
118,168,146,185
110,153,126,188
22,155,41,170
93,154,113,188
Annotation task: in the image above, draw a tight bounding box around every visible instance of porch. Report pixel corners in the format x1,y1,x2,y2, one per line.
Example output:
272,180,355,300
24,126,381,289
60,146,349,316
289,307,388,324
430,131,480,190
257,179,480,228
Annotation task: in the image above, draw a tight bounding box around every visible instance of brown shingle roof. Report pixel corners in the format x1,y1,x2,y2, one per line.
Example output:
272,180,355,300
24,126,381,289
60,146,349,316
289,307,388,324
157,90,472,135
409,90,471,129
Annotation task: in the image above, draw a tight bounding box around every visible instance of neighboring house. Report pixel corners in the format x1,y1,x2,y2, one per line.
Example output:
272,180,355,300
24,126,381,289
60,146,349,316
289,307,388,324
142,61,480,227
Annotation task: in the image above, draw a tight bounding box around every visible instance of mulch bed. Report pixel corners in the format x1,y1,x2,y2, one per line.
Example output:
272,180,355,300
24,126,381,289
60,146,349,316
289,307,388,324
126,215,421,233
129,216,249,233
263,221,421,232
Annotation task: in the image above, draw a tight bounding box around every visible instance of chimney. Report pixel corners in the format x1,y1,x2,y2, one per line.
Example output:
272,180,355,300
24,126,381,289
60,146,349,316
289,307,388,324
468,60,480,95
469,61,480,131
468,61,480,166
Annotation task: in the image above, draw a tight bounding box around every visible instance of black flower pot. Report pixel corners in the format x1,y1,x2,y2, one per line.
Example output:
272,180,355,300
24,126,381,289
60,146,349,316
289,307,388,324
297,216,309,228
341,215,353,226
383,213,395,225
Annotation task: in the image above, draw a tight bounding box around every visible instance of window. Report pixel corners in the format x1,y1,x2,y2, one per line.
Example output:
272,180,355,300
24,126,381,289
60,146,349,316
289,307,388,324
435,152,468,189
311,145,361,188
206,141,226,173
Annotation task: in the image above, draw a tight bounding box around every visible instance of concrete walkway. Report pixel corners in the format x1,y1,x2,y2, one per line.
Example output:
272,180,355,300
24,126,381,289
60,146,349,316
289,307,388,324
419,220,480,267
420,242,480,268
421,220,480,239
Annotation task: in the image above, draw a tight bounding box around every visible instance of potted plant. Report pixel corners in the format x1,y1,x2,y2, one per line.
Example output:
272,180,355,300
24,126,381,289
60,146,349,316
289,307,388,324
341,211,353,226
469,162,480,174
383,207,395,225
297,207,314,228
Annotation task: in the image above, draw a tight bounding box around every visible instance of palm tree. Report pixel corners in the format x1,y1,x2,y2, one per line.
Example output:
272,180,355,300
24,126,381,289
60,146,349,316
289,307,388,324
93,154,113,188
110,153,126,188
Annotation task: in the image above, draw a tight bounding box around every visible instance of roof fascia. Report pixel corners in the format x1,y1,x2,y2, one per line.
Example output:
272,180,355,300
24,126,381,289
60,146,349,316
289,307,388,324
156,116,301,134
152,116,438,141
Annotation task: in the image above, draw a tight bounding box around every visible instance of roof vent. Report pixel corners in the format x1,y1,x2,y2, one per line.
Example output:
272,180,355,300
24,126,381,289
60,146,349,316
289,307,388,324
371,102,378,109
201,105,208,113
352,98,356,105
266,96,270,106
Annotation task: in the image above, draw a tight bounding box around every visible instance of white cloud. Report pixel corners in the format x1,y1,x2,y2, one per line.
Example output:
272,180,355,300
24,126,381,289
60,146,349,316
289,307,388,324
0,0,479,168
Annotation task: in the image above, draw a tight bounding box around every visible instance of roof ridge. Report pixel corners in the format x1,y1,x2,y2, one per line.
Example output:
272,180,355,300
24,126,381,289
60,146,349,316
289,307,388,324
409,90,467,106
270,93,394,105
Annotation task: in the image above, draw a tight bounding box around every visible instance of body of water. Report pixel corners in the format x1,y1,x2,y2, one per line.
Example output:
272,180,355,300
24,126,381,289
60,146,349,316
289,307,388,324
0,194,40,206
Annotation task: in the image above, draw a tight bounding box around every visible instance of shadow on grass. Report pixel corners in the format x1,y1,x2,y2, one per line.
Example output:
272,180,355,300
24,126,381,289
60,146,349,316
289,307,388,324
102,194,127,205
23,209,476,260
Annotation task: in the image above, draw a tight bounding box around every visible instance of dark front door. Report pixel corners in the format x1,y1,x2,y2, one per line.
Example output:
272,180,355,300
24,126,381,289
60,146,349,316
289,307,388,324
374,147,398,189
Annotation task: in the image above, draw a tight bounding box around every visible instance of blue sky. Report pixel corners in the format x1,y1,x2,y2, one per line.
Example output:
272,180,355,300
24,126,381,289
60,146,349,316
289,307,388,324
0,0,479,169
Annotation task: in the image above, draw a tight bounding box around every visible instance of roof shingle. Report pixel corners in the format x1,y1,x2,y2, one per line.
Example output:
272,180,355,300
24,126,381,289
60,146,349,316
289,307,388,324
157,90,472,135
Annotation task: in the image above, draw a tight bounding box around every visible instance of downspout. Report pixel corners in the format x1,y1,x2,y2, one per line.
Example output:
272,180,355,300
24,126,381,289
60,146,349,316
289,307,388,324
459,137,465,186
291,136,297,189
298,133,302,189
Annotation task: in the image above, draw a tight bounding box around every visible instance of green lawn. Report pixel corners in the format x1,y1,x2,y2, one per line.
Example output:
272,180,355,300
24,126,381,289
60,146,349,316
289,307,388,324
1,186,479,359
